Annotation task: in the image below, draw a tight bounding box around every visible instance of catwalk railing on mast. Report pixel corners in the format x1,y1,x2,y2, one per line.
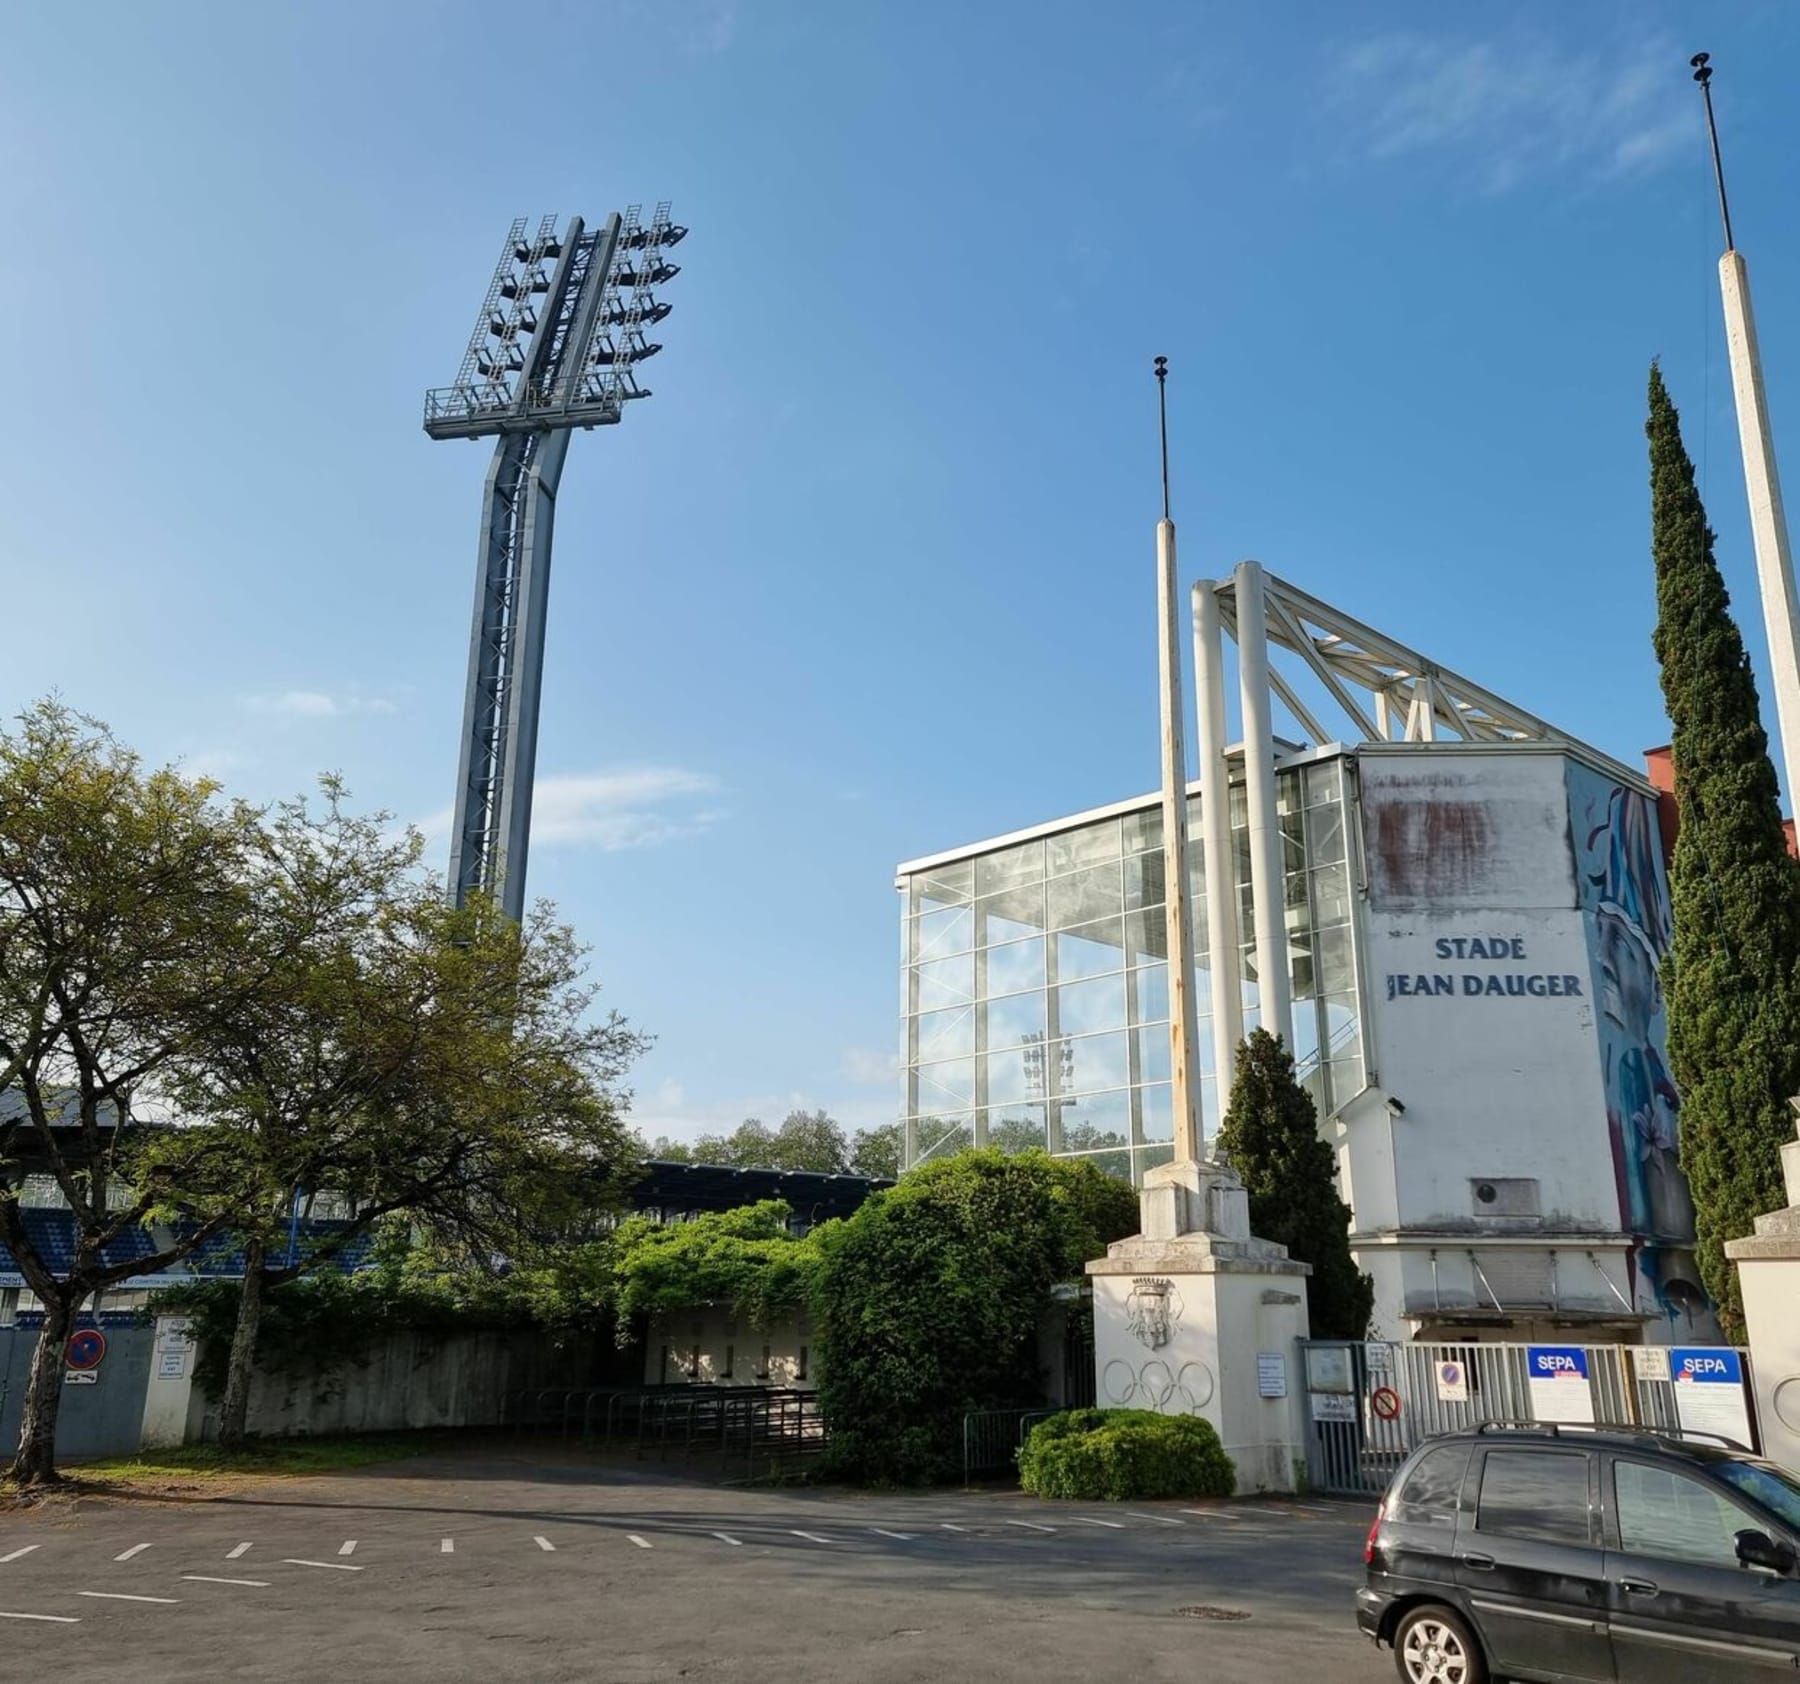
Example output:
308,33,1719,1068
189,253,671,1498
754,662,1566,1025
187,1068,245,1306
425,205,685,918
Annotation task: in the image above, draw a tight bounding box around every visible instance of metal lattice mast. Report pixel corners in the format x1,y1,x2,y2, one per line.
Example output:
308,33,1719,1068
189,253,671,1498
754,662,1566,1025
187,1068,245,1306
426,206,684,918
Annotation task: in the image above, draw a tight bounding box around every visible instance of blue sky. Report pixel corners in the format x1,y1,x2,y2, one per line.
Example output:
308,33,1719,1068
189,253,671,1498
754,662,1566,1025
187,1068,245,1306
5,2,1799,1143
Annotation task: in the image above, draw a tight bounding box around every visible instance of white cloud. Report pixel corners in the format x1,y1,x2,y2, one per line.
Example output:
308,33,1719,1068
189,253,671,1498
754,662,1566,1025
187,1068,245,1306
686,0,736,54
1323,30,1694,193
630,1081,891,1145
841,1046,900,1087
177,746,253,782
418,765,724,853
245,687,401,720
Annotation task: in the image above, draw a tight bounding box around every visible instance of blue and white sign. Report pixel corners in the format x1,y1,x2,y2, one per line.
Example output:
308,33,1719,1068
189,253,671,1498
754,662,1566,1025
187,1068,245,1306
1526,1345,1596,1424
1670,1347,1754,1447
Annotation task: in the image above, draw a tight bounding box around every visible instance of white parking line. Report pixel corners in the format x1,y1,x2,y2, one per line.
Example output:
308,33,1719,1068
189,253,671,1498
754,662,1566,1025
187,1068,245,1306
869,1528,915,1540
627,1535,652,1550
227,1543,253,1559
0,1546,40,1563
113,1543,153,1561
1005,1520,1055,1532
338,1541,357,1557
938,1523,968,1533
281,1559,363,1572
0,1610,77,1622
1124,1512,1185,1526
440,1538,454,1554
182,1576,268,1588
533,1536,555,1552
78,1591,179,1604
1072,1517,1124,1529
1180,1508,1242,1520
712,1532,742,1547
790,1530,833,1545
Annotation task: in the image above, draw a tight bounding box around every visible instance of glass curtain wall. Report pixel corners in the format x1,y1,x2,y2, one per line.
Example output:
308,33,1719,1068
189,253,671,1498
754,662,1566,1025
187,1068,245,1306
899,755,1362,1184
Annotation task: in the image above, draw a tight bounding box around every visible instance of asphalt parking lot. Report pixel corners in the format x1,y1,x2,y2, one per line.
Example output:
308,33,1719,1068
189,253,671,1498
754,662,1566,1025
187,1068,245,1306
0,1447,1388,1684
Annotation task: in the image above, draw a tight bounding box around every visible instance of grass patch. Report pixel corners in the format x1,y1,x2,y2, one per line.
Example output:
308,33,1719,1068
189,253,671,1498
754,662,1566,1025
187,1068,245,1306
67,1432,442,1485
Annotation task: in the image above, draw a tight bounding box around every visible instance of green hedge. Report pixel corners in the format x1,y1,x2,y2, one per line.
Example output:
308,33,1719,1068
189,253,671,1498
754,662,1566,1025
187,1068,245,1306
1017,1408,1235,1502
812,1150,1140,1485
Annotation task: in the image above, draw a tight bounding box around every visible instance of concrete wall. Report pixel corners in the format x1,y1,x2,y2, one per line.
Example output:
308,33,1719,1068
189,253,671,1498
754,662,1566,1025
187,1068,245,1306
1348,749,1708,1343
1359,751,1620,1234
180,1327,612,1442
642,1307,814,1391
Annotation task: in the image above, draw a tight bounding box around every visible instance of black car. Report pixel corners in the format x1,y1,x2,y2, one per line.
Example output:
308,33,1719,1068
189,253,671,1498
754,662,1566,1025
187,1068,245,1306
1357,1421,1800,1682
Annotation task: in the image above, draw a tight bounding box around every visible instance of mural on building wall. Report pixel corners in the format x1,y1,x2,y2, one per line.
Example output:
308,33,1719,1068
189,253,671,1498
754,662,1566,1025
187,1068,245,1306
1566,762,1703,1322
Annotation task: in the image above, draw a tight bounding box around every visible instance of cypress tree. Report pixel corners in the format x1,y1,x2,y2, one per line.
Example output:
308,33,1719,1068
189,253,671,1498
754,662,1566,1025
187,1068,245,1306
1215,1028,1373,1339
1648,362,1800,1339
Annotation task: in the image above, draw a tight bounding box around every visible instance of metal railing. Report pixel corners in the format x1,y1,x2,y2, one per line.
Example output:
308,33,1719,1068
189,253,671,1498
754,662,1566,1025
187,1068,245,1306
1299,1338,1754,1496
503,1383,824,1481
962,1407,1056,1486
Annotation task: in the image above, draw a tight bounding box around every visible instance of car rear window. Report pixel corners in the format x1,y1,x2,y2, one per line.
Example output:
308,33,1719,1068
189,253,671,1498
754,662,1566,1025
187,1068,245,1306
1391,1445,1469,1524
1475,1449,1592,1546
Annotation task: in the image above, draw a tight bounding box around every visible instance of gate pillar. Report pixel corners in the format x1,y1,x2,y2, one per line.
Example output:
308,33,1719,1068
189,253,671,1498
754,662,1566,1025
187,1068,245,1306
1087,1154,1312,1493
1726,1108,1800,1474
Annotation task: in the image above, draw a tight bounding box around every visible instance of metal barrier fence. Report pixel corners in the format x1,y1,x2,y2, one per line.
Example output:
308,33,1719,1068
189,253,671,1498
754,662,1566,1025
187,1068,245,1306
961,1407,1055,1486
1298,1339,1753,1497
503,1383,825,1481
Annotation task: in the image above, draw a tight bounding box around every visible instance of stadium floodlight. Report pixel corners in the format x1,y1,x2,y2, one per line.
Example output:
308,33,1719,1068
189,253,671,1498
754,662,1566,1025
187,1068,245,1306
425,203,683,919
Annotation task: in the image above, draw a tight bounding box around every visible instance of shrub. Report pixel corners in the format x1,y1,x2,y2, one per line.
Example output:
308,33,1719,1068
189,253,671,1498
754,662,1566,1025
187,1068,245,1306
812,1150,1139,1485
1017,1408,1236,1502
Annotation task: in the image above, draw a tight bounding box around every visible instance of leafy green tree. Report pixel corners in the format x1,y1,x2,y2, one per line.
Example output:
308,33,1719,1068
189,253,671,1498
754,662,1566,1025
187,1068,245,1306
1215,1028,1372,1340
647,1109,853,1174
1647,364,1800,1337
847,1121,903,1179
608,1199,820,1331
162,860,646,1448
812,1149,1138,1484
0,703,280,1483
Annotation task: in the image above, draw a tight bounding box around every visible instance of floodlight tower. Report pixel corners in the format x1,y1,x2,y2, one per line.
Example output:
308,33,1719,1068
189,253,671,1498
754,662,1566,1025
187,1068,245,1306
425,205,684,918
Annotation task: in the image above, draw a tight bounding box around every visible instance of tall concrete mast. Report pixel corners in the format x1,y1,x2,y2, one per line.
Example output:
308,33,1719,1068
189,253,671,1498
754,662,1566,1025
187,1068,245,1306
1694,52,1800,808
1152,358,1205,1163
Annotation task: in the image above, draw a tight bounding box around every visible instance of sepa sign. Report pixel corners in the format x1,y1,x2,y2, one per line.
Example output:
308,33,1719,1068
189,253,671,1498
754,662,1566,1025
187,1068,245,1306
1669,1347,1754,1447
1673,1349,1742,1385
1526,1345,1596,1423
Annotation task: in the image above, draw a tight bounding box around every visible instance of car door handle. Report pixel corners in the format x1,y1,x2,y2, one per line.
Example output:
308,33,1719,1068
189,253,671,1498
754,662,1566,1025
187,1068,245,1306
1460,1553,1495,1571
1618,1578,1659,1596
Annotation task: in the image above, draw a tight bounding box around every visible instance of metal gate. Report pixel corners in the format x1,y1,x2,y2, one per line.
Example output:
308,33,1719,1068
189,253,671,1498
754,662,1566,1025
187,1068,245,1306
1298,1338,1756,1497
0,1319,155,1464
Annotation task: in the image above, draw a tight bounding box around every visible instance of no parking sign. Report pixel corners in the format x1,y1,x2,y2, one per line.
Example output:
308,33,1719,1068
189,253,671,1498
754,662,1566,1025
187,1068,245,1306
64,1327,106,1371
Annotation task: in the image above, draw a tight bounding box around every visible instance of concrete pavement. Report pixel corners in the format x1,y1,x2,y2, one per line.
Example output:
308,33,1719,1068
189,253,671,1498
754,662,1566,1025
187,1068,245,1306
0,1446,1389,1683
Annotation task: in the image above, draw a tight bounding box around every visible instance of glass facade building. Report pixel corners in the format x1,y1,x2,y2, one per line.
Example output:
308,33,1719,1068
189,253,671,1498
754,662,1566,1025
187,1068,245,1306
896,752,1365,1183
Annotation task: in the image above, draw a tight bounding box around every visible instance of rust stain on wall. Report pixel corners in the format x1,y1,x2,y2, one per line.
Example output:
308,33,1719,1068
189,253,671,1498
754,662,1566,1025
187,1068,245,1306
1371,799,1495,906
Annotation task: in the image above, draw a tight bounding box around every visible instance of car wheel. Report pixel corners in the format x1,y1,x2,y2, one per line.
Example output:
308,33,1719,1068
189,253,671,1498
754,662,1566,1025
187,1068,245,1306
1392,1604,1486,1684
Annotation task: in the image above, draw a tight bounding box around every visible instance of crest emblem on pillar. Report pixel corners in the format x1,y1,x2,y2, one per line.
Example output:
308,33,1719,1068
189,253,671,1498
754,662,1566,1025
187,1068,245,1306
1125,1277,1179,1349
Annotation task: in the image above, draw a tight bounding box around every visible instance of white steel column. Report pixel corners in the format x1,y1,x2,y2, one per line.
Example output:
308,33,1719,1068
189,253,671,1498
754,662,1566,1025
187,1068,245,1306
1721,250,1800,809
1157,517,1205,1164
1192,580,1243,1096
1234,561,1292,1047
